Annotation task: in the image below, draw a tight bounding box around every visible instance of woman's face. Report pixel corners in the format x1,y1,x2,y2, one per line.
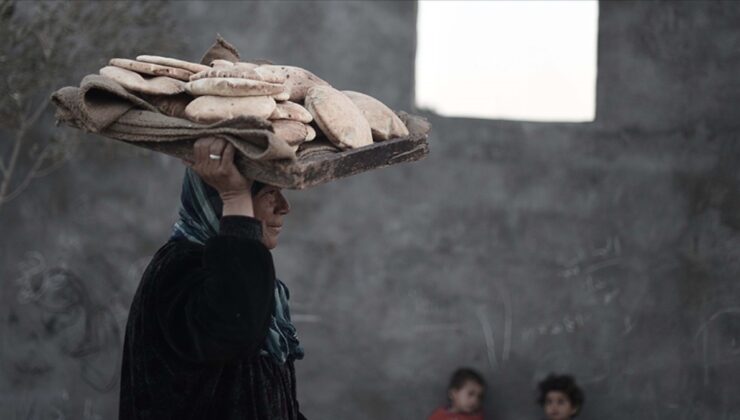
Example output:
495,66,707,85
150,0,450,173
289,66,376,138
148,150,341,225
252,185,290,249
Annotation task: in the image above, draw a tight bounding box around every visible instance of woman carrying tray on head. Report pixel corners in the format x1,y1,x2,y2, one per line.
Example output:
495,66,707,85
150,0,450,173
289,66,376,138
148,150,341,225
119,137,307,420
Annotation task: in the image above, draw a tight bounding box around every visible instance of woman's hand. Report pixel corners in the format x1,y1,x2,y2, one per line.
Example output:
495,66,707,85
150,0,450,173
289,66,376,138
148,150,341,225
183,137,255,217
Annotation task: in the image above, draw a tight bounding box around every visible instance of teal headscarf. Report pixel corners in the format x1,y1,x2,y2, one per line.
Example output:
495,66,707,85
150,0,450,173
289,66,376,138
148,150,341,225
170,168,304,364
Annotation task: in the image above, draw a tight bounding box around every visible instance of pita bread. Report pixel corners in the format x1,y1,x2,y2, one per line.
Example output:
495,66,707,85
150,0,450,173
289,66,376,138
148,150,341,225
185,77,286,97
136,55,211,74
305,124,316,141
342,90,409,141
189,67,263,82
210,59,235,68
109,58,193,81
253,67,285,83
234,62,259,71
99,66,185,95
269,101,313,123
272,120,309,146
184,95,276,124
272,90,290,101
256,65,330,102
304,86,372,150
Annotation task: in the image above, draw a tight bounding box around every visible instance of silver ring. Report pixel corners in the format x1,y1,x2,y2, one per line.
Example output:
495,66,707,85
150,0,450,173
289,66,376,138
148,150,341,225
208,154,222,160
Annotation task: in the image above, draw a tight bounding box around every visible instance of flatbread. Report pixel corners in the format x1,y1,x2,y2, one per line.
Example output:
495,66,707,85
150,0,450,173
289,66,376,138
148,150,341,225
253,66,289,84
272,90,290,101
269,101,313,123
255,65,330,102
136,55,211,74
304,86,372,150
342,90,409,141
99,66,185,95
234,62,259,71
305,124,316,141
189,67,263,82
185,77,286,97
210,59,235,68
272,120,309,146
109,58,193,81
184,95,276,124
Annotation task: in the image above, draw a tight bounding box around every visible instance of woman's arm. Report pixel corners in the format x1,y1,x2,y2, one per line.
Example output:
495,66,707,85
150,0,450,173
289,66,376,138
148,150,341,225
154,215,275,364
154,137,274,364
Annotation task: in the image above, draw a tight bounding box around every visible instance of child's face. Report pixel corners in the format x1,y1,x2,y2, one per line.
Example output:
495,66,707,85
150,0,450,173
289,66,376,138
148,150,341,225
449,380,484,414
544,390,578,420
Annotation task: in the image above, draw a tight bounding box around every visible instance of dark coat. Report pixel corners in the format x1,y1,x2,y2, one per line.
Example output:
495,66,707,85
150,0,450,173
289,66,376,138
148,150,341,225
119,216,306,419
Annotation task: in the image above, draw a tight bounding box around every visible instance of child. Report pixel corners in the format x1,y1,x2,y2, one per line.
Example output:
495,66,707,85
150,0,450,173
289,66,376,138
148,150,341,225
428,367,486,420
537,374,584,420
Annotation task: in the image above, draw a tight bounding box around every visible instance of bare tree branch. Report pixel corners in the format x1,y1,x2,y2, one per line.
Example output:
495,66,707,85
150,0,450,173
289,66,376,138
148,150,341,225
33,132,81,178
0,125,26,203
25,96,49,128
0,129,79,205
0,1,183,212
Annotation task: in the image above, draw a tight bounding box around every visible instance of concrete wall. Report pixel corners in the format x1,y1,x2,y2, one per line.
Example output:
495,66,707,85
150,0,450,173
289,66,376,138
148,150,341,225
0,1,738,419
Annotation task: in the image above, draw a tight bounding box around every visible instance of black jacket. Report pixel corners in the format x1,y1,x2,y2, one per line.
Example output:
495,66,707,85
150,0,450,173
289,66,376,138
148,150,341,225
119,216,306,419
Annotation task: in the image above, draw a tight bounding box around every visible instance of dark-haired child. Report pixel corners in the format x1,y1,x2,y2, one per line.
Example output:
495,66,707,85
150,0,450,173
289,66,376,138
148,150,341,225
537,374,584,420
428,367,486,420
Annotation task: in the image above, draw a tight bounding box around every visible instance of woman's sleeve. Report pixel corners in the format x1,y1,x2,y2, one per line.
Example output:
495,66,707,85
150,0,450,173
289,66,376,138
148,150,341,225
155,215,276,364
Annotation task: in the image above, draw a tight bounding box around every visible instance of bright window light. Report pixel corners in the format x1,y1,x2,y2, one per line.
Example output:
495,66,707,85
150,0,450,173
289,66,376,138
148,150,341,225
415,0,599,122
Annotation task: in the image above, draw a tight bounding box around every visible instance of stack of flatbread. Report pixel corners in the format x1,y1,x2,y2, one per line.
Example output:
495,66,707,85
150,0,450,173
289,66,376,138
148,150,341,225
97,53,409,154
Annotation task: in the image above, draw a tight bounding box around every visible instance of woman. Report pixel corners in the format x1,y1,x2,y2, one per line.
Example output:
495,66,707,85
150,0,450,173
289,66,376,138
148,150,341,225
119,137,307,419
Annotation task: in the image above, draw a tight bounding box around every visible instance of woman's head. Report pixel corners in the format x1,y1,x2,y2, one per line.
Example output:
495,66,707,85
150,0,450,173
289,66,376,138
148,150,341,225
251,182,290,249
447,367,486,414
537,374,584,420
171,168,290,250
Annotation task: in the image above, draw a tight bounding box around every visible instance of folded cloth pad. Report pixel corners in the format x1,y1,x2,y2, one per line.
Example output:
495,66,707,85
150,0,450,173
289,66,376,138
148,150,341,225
51,74,296,161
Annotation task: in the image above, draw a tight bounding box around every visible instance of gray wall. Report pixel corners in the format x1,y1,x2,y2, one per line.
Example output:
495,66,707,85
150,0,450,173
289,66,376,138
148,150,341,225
1,1,739,419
